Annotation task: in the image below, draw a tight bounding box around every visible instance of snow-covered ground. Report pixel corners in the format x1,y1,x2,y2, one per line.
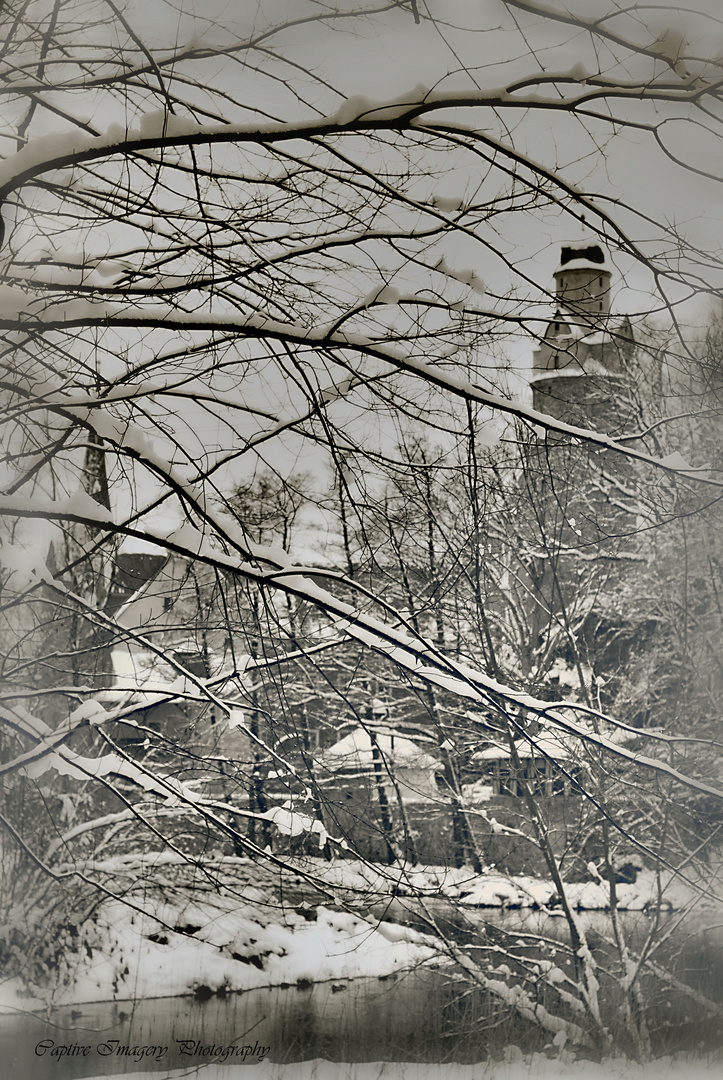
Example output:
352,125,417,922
270,856,703,913
0,854,716,1016
0,887,440,1013
2,857,721,1080
73,1055,723,1080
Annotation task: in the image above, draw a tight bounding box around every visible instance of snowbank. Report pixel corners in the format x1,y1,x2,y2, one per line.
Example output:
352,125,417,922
450,869,697,911
0,892,440,1013
285,857,701,913
76,1054,723,1080
0,854,715,1017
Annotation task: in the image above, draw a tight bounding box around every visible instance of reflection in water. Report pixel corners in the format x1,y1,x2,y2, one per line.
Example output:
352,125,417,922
1,971,499,1080
2,906,722,1079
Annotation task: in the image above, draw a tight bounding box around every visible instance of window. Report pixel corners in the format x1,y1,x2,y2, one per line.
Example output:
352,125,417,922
483,757,584,797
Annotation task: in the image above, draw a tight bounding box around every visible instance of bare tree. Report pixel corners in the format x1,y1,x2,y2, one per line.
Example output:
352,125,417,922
2,0,723,1059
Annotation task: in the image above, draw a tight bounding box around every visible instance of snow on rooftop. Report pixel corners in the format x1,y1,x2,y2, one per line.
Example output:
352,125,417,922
117,534,168,557
320,726,440,770
103,646,192,703
529,367,585,384
554,240,610,275
475,741,511,761
473,733,577,763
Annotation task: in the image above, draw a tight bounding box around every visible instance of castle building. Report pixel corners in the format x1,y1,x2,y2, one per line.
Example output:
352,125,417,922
526,237,651,538
530,239,637,435
499,237,654,691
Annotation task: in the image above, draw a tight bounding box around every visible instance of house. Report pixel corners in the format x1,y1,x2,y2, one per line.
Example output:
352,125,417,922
469,732,587,798
317,725,442,803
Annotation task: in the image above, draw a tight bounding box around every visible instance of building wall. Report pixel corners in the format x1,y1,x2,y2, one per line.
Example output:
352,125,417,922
314,776,591,876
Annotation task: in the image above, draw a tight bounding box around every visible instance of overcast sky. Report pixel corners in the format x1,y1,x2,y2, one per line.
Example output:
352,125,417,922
16,0,723,545
122,0,723,318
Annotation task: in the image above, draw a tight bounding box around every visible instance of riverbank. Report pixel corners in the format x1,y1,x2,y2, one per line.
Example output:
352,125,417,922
72,1054,723,1080
0,853,718,1014
0,896,440,1013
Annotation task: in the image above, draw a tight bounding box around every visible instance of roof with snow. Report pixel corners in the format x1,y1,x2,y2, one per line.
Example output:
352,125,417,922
103,646,184,703
554,240,610,276
117,534,169,557
473,733,578,763
100,644,225,704
319,727,440,770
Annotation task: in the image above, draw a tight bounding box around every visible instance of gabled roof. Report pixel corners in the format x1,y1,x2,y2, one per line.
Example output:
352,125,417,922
100,644,225,705
319,726,440,770
473,732,578,763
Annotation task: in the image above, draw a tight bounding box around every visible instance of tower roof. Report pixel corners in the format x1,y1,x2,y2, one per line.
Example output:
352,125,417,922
554,240,610,277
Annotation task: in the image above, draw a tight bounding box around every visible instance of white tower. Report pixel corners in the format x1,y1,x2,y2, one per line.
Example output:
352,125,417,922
531,239,635,432
553,240,611,318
